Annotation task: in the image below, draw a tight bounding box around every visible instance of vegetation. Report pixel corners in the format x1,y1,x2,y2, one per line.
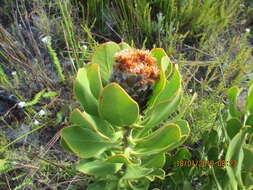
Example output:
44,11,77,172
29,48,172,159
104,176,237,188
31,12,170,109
0,0,253,189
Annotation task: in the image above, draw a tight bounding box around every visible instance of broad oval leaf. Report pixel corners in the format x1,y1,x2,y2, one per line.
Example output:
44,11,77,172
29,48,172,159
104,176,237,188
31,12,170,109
70,109,115,140
61,126,113,158
74,68,98,115
91,42,120,84
133,124,181,155
77,159,123,176
99,83,139,126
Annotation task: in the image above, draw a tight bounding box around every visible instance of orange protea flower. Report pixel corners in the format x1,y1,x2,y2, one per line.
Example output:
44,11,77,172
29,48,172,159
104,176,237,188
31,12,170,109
111,49,160,110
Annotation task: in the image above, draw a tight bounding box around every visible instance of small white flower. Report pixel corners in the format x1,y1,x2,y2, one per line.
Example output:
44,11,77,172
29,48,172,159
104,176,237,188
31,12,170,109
246,28,251,33
125,147,132,153
82,45,88,51
18,102,26,108
34,120,39,125
11,71,17,75
39,109,46,116
41,36,51,44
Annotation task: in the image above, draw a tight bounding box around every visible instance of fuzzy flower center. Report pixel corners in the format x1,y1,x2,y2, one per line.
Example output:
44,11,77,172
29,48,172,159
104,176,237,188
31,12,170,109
114,49,160,83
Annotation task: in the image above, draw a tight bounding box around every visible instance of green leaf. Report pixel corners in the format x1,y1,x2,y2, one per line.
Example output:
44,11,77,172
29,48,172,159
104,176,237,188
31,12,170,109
213,167,230,190
118,42,131,50
150,48,173,77
142,67,181,126
207,146,219,162
150,48,167,65
250,134,253,147
70,109,115,140
227,86,241,118
158,66,181,101
146,168,166,181
137,93,181,138
42,91,58,98
246,114,253,127
139,66,181,135
142,153,166,168
24,89,46,107
105,154,133,165
74,68,98,115
226,118,242,139
77,159,122,176
85,63,103,99
99,83,139,126
87,181,107,190
203,129,219,151
243,145,253,185
127,178,150,190
168,120,190,149
225,127,248,190
122,165,153,179
60,138,73,153
87,179,119,190
133,124,181,155
171,148,191,166
174,120,190,137
146,60,166,109
247,85,253,113
0,159,7,174
162,56,173,78
183,180,193,190
61,126,113,158
91,42,120,83
140,93,181,135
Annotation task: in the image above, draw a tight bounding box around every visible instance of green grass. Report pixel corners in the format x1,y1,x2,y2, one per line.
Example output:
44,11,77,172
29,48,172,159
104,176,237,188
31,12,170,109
77,0,242,50
0,0,253,189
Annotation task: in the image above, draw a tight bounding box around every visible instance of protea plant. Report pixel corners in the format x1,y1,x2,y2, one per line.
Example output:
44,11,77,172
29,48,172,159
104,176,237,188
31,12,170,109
60,42,190,190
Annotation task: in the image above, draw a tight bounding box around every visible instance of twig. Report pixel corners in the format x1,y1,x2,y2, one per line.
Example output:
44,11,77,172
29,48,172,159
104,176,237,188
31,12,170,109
5,174,11,190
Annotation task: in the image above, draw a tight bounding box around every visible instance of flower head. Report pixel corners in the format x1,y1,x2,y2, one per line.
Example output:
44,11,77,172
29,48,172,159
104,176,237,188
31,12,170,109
111,49,160,110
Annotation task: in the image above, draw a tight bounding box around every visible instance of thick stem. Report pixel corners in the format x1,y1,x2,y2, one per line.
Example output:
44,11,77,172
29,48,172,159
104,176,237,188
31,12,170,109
123,127,131,150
